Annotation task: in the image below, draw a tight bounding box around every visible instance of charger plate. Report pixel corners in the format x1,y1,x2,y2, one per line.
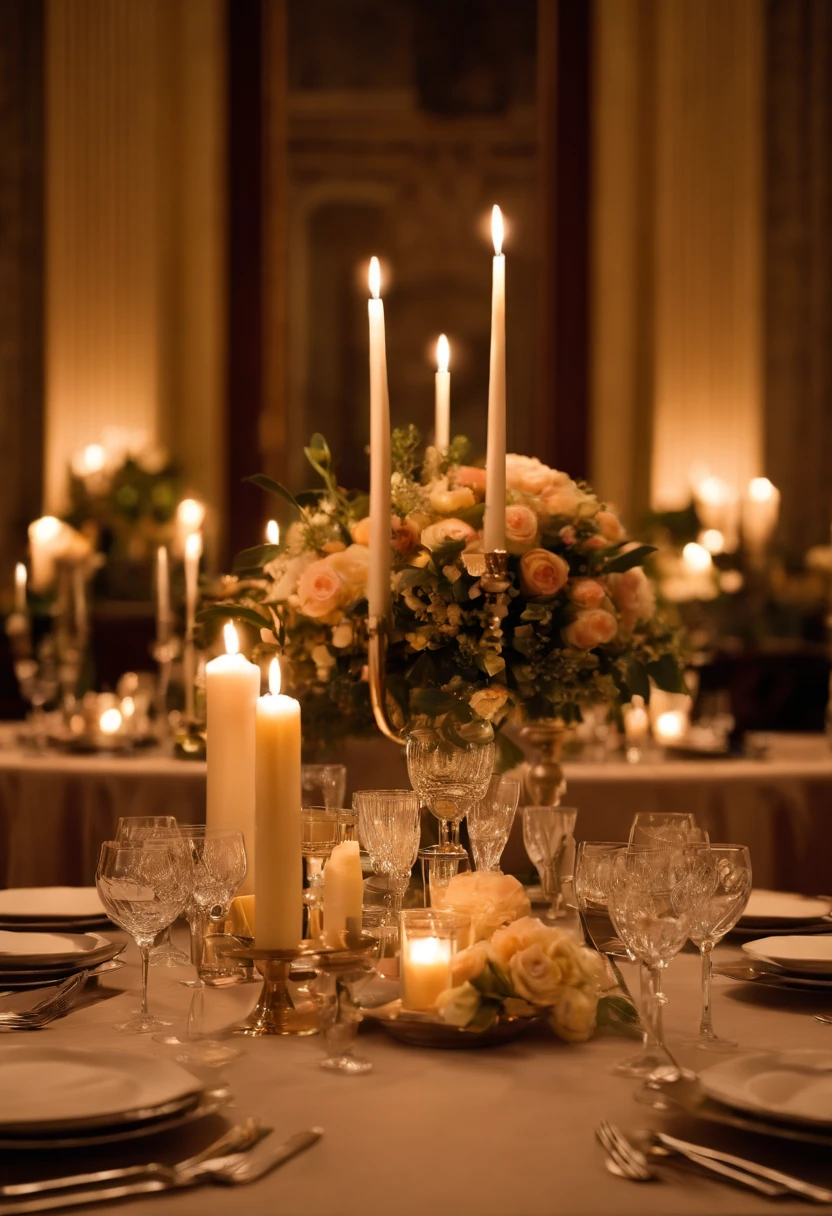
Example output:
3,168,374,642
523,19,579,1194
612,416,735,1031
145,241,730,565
0,933,119,972
653,1074,832,1148
700,1051,832,1128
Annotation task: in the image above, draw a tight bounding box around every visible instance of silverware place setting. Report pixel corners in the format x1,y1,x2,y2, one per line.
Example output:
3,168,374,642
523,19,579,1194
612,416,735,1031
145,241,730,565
0,971,90,1031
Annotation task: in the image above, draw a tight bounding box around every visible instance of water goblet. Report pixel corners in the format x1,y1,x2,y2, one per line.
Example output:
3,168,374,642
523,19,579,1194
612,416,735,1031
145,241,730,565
686,844,752,1051
96,838,192,1032
628,812,700,848
406,727,495,850
116,816,191,967
353,790,421,923
467,776,520,872
522,806,578,920
302,763,347,810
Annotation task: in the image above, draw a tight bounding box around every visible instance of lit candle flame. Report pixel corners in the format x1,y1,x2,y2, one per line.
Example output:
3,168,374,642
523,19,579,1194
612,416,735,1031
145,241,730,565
491,205,504,256
269,657,281,696
223,621,239,656
99,708,122,736
177,498,205,532
266,519,280,545
748,476,775,503
369,256,381,300
682,542,712,573
436,334,450,373
31,516,62,543
15,562,26,588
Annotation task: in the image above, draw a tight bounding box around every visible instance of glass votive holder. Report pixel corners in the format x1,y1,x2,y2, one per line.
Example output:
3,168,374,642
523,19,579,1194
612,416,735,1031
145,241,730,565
418,846,470,908
398,910,470,1013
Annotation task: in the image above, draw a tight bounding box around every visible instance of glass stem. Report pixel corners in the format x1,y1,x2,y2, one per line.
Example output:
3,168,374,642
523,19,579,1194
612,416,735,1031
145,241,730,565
699,941,715,1038
646,963,667,1056
639,963,658,1048
139,944,150,1017
189,911,207,969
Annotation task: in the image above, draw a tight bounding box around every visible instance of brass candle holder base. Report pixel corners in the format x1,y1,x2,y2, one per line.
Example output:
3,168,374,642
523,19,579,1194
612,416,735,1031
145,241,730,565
225,947,320,1037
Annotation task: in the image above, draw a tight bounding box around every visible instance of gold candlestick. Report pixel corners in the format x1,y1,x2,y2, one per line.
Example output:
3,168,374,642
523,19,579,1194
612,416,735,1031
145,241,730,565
367,614,404,744
480,549,511,646
225,946,319,1037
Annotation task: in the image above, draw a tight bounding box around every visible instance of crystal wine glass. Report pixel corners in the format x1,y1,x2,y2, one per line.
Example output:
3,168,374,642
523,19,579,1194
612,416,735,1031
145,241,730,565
179,827,247,984
629,812,700,847
467,776,520,872
354,790,421,923
96,838,192,1032
686,844,752,1051
116,816,190,967
302,764,347,809
522,806,578,920
406,727,495,850
14,645,59,751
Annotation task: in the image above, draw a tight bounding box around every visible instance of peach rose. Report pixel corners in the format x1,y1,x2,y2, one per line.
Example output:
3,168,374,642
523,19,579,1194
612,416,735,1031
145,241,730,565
505,504,539,555
455,466,487,496
420,518,477,552
469,685,509,721
296,559,345,620
595,509,626,544
436,872,531,942
607,566,656,633
563,608,618,649
569,578,607,608
518,548,570,598
324,544,369,599
490,916,554,968
505,454,558,497
450,939,493,986
429,479,476,515
541,480,599,520
350,516,371,546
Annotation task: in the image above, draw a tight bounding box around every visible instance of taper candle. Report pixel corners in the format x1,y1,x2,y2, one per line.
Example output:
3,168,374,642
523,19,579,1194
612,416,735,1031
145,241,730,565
14,563,26,614
368,256,392,619
484,205,507,552
435,334,450,452
255,658,302,948
156,546,171,645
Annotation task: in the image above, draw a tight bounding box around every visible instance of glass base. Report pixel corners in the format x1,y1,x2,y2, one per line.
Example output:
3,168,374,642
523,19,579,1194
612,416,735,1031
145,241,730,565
150,941,191,968
320,1054,372,1075
613,1047,669,1078
152,1033,242,1068
689,1033,738,1053
114,1012,171,1034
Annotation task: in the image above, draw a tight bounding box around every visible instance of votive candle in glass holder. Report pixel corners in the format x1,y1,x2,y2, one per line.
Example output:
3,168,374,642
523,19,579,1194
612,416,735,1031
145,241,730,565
399,910,468,1012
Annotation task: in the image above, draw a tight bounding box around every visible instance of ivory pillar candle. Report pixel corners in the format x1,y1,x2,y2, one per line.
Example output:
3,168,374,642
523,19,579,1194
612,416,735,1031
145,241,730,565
743,477,780,553
206,623,260,895
484,205,507,552
322,840,363,947
435,334,450,451
255,658,302,949
402,935,451,1011
367,256,392,619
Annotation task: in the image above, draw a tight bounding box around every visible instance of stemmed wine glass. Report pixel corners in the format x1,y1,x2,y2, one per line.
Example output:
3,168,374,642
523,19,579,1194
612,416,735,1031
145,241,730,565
629,812,700,847
467,776,520,872
354,790,421,924
522,806,578,920
406,727,495,850
302,764,347,809
178,827,247,985
686,844,752,1051
14,643,59,751
116,816,191,967
96,837,192,1032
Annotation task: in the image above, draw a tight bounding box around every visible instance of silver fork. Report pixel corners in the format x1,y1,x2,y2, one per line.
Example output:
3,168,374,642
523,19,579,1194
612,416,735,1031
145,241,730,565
0,972,89,1030
596,1121,654,1181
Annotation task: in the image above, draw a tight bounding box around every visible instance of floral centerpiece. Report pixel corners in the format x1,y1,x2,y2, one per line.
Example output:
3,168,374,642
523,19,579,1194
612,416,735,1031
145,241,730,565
202,430,684,757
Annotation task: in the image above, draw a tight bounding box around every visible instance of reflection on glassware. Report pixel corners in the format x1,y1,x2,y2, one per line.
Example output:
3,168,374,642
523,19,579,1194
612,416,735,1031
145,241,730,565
522,806,578,920
467,776,520,872
96,838,192,1033
14,642,59,750
353,790,420,924
116,816,190,968
301,807,356,939
686,844,751,1051
302,764,347,810
406,727,495,849
178,826,247,986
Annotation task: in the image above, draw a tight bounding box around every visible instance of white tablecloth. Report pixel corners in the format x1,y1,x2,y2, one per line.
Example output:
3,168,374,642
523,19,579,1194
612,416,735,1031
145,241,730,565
0,934,829,1215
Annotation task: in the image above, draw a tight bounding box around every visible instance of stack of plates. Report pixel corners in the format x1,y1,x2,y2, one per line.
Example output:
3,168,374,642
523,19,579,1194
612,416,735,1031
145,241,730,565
0,1046,229,1148
0,930,123,990
730,889,832,939
0,887,110,933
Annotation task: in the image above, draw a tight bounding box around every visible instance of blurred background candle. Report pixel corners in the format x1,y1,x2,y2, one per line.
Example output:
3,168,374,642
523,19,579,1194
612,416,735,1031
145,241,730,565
206,622,260,894
156,546,171,645
255,658,302,948
183,532,202,638
434,334,450,452
484,205,506,552
323,839,362,947
28,516,63,591
368,256,391,618
14,563,26,614
654,709,687,745
744,477,780,558
176,497,205,552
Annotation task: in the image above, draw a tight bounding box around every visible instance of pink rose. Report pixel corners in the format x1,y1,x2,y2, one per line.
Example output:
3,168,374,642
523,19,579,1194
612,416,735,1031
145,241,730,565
595,510,626,544
351,516,371,546
456,466,487,496
518,548,570,598
569,578,607,608
297,559,345,620
563,609,618,649
607,566,656,632
324,544,369,599
505,504,539,555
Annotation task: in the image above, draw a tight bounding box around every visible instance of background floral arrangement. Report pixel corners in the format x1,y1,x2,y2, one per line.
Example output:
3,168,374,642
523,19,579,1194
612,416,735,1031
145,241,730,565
203,430,684,755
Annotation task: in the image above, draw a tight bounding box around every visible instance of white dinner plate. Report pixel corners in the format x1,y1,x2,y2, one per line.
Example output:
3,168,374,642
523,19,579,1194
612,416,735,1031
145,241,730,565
740,890,832,925
742,935,832,976
0,931,116,970
0,888,105,920
0,1047,204,1132
700,1052,832,1128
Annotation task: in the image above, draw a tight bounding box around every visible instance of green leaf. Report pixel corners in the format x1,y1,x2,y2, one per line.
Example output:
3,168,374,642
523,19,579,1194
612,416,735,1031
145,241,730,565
232,543,281,573
626,659,650,701
243,474,301,515
471,960,512,999
428,539,466,569
304,432,332,482
410,688,457,716
196,603,271,633
455,502,486,528
647,653,688,694
600,544,656,574
397,567,433,590
495,731,524,774
596,994,642,1037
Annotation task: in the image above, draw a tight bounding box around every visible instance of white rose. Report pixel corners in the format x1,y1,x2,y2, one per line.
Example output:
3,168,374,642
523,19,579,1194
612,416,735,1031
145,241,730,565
469,685,509,721
429,479,477,515
550,986,598,1043
505,454,558,497
270,553,315,600
541,480,599,520
324,544,369,600
508,944,565,1006
563,609,618,649
450,940,493,986
436,982,482,1027
437,872,531,942
296,559,345,620
420,518,477,552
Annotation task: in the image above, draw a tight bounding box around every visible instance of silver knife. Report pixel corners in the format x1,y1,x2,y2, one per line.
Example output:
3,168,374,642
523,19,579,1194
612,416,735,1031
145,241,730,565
655,1131,832,1203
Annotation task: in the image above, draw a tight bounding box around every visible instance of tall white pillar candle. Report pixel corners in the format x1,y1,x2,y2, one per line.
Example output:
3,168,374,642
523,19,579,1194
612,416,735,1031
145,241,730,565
323,840,363,947
435,334,450,451
206,623,260,895
367,256,392,619
183,532,202,639
28,516,63,592
156,546,171,645
743,477,780,554
484,205,507,552
14,563,27,614
255,658,302,948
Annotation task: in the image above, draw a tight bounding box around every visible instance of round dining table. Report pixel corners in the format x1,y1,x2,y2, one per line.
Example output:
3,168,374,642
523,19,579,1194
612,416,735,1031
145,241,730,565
0,932,829,1215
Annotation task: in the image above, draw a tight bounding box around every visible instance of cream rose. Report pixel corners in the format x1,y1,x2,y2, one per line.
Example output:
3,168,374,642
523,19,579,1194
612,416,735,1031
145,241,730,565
563,608,618,649
296,559,345,620
595,509,626,544
455,466,487,496
505,454,558,497
436,982,482,1027
541,480,599,520
270,552,315,600
508,944,566,1006
429,479,476,515
550,986,598,1043
450,940,493,986
505,504,539,555
568,578,607,608
518,548,569,598
607,566,656,633
324,544,369,599
420,518,477,552
436,872,531,942
490,916,554,968
469,685,509,721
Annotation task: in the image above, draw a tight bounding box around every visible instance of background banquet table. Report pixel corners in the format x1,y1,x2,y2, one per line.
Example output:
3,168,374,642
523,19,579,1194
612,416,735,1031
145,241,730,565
1,934,830,1216
0,728,830,892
